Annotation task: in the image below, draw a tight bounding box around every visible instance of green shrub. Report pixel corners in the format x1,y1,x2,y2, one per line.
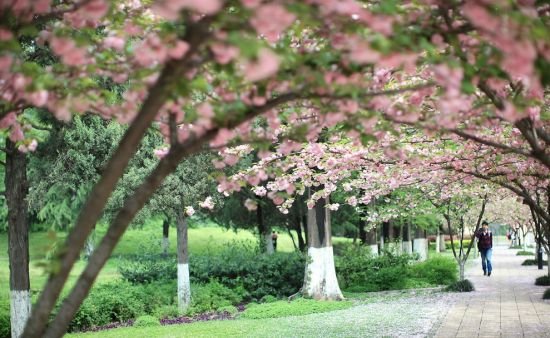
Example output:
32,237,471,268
543,288,550,300
118,245,305,301
336,244,415,292
240,298,353,319
409,256,458,285
218,305,238,315
260,295,278,303
68,281,175,331
445,240,471,250
510,245,523,249
522,259,548,266
0,298,10,338
188,280,244,314
535,276,550,286
134,315,160,327
153,305,180,320
118,254,176,284
446,279,475,292
516,251,534,256
191,246,305,300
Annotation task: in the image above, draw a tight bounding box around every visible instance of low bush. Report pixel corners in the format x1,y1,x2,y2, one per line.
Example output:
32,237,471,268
336,244,415,292
68,281,174,331
522,259,548,266
336,245,457,292
543,288,550,300
67,279,245,332
188,280,245,315
133,315,160,327
240,298,353,319
118,254,176,284
153,305,179,320
217,305,239,315
516,251,534,256
409,256,458,285
510,245,523,249
535,276,550,286
0,298,10,338
191,246,305,300
118,245,305,301
446,279,475,292
445,240,471,250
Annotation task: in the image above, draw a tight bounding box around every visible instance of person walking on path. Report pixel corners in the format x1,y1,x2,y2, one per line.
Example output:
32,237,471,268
476,220,493,276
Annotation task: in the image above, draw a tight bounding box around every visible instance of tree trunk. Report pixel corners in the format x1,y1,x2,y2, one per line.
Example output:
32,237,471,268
176,212,191,313
435,228,441,253
358,219,367,245
413,228,428,262
295,220,306,252
459,261,465,281
402,223,412,254
162,219,170,256
256,203,273,254
22,22,213,337
438,232,446,252
6,139,31,338
366,226,378,256
302,188,343,300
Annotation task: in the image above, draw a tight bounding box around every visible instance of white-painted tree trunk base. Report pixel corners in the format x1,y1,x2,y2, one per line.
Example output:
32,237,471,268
438,234,446,252
84,236,95,259
10,290,31,338
263,233,274,254
162,237,169,255
177,263,191,313
303,246,343,300
413,238,428,261
435,234,440,253
369,244,379,256
379,236,385,255
402,241,412,255
459,262,465,281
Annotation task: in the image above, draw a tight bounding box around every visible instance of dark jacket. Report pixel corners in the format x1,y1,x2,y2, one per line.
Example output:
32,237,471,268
476,230,493,250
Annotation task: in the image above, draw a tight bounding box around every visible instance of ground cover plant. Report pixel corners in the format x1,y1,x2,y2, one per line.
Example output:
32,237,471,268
239,298,353,319
522,259,549,266
535,276,550,286
517,251,534,256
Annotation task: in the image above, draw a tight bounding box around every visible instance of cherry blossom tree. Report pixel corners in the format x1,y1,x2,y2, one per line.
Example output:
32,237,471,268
0,0,548,336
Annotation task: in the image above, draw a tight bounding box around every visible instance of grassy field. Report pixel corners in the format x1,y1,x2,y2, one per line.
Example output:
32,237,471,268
0,221,351,301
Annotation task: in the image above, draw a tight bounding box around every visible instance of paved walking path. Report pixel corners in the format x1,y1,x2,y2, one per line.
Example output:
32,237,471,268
434,246,550,338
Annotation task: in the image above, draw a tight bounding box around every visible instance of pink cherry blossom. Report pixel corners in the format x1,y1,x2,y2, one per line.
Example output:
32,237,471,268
185,206,195,216
104,36,125,51
199,196,215,210
211,43,239,64
154,147,169,159
168,41,190,59
244,198,258,211
250,4,295,43
242,49,279,82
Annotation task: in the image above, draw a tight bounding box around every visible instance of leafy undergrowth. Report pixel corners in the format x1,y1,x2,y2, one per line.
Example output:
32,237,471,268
446,279,475,292
535,275,550,286
239,298,353,319
543,288,550,300
516,251,534,256
522,259,548,266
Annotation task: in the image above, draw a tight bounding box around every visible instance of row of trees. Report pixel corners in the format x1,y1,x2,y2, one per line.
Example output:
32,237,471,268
0,0,549,337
